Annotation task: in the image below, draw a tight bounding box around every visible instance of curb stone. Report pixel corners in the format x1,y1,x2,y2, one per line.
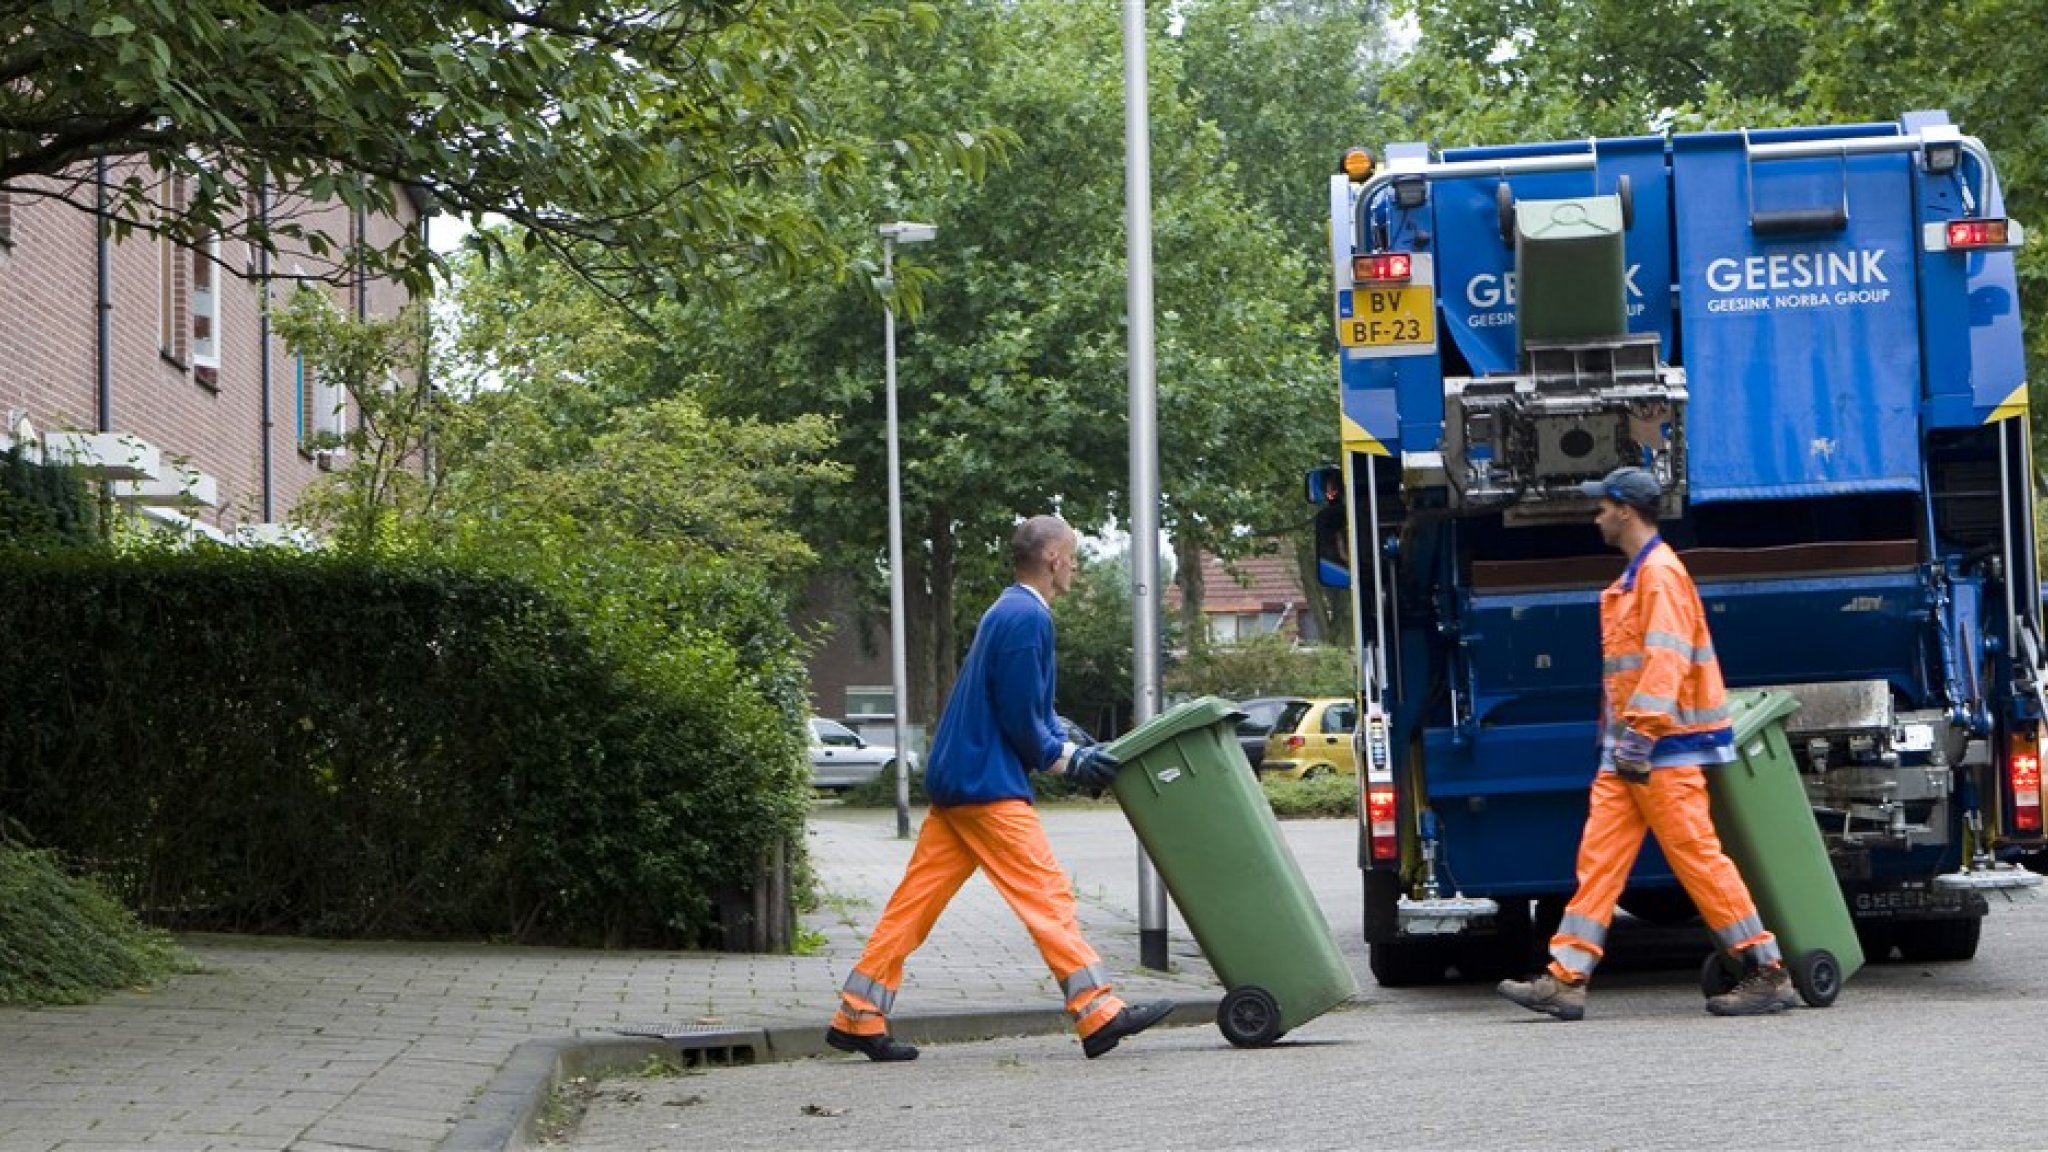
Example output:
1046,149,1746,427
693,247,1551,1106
441,1001,1220,1151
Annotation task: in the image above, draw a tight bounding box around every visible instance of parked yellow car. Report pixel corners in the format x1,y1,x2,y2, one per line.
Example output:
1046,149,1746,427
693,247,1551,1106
1260,697,1359,779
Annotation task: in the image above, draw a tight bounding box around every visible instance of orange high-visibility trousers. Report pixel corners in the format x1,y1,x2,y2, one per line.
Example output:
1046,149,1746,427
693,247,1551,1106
831,799,1126,1041
1546,767,1780,982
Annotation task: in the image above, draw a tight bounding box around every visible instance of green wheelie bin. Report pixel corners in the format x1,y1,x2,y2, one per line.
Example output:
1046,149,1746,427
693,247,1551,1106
1104,696,1358,1047
1699,688,1865,1007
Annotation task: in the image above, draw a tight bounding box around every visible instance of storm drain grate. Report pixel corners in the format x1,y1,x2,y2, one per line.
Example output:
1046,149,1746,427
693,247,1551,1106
611,1023,766,1067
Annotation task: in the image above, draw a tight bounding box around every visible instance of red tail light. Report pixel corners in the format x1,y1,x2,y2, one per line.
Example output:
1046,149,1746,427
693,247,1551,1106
1947,218,2011,249
1366,783,1399,861
2010,730,2042,833
1351,252,1412,284
1287,734,1305,751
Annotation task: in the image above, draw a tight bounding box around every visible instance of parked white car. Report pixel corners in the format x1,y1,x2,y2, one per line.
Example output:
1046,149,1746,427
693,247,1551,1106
808,717,918,792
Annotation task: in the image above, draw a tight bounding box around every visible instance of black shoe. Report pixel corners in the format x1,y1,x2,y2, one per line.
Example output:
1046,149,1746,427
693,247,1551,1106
826,1026,919,1062
1082,1000,1176,1059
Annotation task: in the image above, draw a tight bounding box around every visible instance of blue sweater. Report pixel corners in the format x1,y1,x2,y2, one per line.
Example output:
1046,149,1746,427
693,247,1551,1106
925,584,1066,807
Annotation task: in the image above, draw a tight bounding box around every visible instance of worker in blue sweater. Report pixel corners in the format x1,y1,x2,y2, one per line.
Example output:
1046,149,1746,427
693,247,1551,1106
825,514,1175,1061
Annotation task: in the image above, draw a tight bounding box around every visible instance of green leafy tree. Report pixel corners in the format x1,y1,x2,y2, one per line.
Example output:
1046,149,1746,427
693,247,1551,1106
1,0,997,301
1384,0,1808,144
683,0,1329,727
421,241,850,579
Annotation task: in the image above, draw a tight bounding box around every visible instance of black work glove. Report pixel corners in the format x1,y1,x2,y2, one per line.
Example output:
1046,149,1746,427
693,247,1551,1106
1613,729,1653,783
1066,745,1122,796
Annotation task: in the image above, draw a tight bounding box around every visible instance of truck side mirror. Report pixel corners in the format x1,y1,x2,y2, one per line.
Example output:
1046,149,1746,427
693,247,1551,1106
1306,465,1351,587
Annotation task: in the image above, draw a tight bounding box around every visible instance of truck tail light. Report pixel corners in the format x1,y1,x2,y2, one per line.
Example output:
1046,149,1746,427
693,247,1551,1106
1352,252,1412,284
1947,219,2012,249
2010,730,2042,833
1365,783,1399,861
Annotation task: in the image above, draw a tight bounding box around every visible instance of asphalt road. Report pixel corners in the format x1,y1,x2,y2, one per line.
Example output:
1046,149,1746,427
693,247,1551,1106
557,808,2048,1151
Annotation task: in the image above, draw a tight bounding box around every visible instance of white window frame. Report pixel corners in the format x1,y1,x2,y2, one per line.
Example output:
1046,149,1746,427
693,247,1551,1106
190,233,221,381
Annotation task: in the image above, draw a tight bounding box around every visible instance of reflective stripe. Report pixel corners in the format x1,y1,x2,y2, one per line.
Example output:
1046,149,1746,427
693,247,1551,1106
1072,989,1120,1029
1551,942,1599,977
1061,963,1109,1003
1557,912,1609,949
1645,630,1714,664
1710,914,1768,952
1626,690,1677,716
1740,936,1783,968
1622,694,1733,730
841,971,896,1015
1604,654,1644,674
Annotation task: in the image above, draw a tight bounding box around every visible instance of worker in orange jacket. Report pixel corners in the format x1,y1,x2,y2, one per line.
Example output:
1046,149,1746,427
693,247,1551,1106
1498,466,1799,1020
825,514,1175,1061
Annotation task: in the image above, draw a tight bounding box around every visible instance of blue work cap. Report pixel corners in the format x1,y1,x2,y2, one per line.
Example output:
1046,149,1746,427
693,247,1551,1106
1577,466,1662,513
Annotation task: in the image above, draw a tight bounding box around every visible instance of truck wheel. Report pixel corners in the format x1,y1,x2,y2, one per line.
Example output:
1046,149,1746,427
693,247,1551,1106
1699,951,1741,998
1217,986,1283,1048
1790,949,1842,1007
1895,916,1982,962
1369,936,1453,987
1362,868,1402,943
1454,898,1534,981
1854,921,1897,963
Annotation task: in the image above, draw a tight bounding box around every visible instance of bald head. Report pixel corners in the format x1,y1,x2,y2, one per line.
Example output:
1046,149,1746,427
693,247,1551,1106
1012,515,1075,574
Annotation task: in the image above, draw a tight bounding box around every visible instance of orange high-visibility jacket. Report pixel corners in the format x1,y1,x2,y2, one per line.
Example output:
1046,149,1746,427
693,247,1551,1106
1599,537,1736,770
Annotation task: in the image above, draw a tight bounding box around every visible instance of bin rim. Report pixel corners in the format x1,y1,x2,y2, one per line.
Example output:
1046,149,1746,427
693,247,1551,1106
1104,696,1248,762
1725,688,1802,744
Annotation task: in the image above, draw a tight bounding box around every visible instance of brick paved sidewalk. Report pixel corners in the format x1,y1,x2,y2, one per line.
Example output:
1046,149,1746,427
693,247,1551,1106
0,805,1222,1152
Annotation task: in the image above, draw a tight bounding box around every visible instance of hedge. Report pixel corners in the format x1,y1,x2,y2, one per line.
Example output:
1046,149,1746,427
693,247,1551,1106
0,546,810,949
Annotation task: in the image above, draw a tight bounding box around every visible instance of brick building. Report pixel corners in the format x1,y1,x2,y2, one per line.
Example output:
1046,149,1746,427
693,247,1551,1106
0,168,425,540
1164,549,1311,647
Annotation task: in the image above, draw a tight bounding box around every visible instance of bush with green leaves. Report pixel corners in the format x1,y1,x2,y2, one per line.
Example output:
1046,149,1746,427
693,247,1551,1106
1260,773,1358,820
0,545,810,949
0,839,194,1006
1165,633,1356,702
0,447,101,549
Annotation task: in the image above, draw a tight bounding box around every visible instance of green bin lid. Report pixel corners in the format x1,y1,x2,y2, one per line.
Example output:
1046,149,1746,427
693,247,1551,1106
1105,696,1246,763
1725,688,1801,744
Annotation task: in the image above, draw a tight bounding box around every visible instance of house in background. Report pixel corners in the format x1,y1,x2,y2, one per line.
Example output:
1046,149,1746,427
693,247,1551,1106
0,169,426,541
1164,549,1316,647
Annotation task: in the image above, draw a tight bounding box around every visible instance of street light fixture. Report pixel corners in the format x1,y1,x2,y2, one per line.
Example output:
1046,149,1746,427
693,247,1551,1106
879,220,935,839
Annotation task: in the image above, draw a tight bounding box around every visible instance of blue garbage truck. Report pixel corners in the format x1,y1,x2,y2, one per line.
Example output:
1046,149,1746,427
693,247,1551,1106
1317,111,2046,986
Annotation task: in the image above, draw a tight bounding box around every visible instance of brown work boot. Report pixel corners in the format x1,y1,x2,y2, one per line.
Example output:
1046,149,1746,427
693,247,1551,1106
1496,973,1586,1021
1705,964,1799,1016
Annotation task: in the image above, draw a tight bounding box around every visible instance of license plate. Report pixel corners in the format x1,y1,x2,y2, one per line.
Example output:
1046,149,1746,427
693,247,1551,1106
1338,287,1435,348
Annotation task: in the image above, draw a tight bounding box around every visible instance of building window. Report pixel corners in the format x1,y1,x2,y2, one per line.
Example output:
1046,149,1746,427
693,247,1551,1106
191,235,221,387
845,687,897,720
159,174,189,365
296,351,346,450
0,190,13,250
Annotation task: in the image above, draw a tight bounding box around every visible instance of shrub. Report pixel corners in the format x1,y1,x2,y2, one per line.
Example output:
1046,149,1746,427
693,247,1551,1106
0,840,194,1006
0,546,809,949
1165,632,1356,701
1261,773,1358,819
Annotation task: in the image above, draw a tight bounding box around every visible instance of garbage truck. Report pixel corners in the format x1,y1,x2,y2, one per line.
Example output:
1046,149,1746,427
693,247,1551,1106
1315,110,2046,986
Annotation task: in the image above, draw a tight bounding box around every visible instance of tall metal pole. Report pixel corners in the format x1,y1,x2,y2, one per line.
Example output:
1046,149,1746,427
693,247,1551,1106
882,232,913,840
1122,0,1169,971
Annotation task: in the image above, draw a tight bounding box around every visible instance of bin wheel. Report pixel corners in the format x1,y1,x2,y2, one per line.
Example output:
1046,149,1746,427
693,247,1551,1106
1790,949,1842,1008
1698,951,1741,998
1218,986,1283,1048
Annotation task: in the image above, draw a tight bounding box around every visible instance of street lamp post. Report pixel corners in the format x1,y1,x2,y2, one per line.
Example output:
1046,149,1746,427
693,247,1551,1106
879,220,936,840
